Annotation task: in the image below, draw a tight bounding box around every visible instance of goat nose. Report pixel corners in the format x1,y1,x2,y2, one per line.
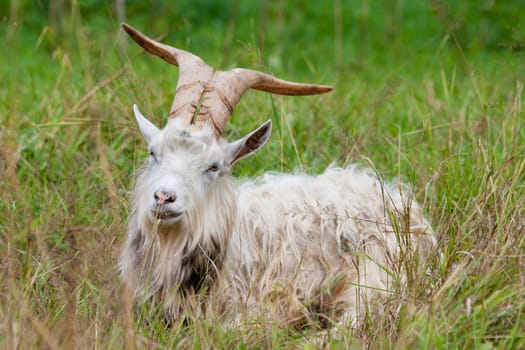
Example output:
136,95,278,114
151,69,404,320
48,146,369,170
154,191,177,205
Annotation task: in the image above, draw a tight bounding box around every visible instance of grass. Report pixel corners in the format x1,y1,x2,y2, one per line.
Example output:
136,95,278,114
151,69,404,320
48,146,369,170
1,1,524,348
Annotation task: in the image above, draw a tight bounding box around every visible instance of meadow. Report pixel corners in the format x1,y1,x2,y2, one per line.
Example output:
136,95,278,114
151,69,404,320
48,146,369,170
1,1,524,348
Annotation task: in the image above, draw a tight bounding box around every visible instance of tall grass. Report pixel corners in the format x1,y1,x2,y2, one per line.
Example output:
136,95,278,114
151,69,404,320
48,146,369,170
1,1,524,348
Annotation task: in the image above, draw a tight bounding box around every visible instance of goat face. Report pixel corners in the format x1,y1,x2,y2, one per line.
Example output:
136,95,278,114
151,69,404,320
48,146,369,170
132,104,272,228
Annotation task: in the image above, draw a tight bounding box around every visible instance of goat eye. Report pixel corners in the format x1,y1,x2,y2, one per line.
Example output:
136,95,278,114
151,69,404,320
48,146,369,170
149,150,157,161
206,163,220,173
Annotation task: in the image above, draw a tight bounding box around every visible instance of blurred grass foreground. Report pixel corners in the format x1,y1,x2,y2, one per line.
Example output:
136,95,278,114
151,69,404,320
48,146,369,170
1,1,524,348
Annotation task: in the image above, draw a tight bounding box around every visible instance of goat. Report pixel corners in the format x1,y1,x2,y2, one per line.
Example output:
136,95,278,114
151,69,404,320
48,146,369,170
119,23,437,327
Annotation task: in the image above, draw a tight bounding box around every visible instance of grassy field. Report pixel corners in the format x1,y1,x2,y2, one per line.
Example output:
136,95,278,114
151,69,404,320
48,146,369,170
1,1,524,348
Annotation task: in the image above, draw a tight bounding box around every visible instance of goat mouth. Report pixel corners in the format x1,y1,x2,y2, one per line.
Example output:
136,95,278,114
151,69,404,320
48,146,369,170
152,209,183,221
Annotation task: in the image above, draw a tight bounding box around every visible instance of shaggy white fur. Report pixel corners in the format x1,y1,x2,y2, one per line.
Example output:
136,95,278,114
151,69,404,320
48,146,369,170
120,121,437,327
222,166,436,325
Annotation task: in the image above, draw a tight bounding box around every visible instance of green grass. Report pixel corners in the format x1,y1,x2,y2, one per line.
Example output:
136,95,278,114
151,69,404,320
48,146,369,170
1,1,524,348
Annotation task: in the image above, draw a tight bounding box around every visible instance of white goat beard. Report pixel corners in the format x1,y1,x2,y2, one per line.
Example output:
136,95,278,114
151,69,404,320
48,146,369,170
120,174,237,305
120,165,436,325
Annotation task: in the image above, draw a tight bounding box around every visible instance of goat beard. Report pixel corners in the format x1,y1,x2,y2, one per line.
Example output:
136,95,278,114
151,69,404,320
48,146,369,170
123,176,238,320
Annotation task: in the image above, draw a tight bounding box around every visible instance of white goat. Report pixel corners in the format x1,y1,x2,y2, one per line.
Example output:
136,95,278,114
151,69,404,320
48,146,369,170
119,24,437,327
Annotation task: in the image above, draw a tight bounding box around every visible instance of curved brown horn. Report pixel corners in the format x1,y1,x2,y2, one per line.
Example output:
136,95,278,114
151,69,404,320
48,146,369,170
123,23,214,126
122,23,332,136
233,68,333,96
193,69,332,135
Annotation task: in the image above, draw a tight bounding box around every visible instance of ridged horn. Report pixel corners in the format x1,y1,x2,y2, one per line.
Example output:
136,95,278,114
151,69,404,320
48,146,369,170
122,23,332,137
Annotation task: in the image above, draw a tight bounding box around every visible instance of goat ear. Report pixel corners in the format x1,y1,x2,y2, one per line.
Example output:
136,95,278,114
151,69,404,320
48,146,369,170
226,120,272,166
133,104,160,144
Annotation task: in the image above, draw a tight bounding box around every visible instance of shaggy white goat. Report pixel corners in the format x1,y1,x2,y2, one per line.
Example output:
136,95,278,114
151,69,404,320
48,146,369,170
119,24,437,327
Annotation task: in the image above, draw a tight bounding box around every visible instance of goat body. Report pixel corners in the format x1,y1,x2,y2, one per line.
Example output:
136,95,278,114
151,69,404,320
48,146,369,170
119,24,437,327
120,124,436,326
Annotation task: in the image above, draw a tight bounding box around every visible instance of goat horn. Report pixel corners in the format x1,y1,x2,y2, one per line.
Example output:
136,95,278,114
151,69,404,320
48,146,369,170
122,23,332,137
